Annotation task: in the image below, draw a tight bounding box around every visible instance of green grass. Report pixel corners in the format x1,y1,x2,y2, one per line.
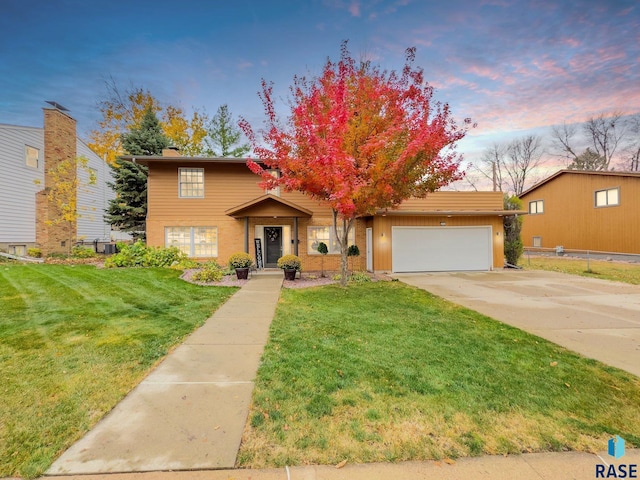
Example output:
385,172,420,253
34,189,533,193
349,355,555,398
523,256,640,284
0,264,237,478
238,282,640,467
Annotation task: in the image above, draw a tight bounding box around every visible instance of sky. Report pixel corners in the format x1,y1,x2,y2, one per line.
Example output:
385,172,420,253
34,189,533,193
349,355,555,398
1,0,639,170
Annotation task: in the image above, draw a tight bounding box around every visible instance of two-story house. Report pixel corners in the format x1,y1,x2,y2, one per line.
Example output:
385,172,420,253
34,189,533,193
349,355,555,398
519,170,640,255
0,106,114,255
133,149,519,272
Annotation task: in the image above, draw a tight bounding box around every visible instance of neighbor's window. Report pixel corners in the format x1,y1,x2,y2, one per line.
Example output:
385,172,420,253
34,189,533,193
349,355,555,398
595,187,619,207
529,200,544,214
9,245,26,256
307,226,355,254
532,236,542,248
179,168,204,198
25,146,39,168
166,226,217,257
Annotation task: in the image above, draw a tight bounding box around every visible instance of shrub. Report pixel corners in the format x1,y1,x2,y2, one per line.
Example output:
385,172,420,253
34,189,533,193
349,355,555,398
332,271,372,283
71,246,97,258
228,252,253,269
192,262,225,282
317,242,328,255
277,254,302,271
104,241,188,268
349,271,371,283
27,248,42,258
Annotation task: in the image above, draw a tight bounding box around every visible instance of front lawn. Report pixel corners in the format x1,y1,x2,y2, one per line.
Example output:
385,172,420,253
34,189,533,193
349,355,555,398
0,264,237,478
238,282,640,467
522,255,640,284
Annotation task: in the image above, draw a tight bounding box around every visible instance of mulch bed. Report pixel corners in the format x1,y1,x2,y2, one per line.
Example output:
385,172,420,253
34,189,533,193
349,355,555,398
180,268,249,287
180,269,393,289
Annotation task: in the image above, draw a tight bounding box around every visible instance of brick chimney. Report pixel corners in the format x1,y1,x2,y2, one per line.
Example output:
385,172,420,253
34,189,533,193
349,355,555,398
36,107,78,255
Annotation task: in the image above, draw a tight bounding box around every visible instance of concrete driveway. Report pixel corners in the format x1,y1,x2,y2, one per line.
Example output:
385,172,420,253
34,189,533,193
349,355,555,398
394,270,640,377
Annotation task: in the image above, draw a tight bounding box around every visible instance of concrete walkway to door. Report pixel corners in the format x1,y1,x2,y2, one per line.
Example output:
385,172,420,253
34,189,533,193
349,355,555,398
395,270,640,377
47,271,283,475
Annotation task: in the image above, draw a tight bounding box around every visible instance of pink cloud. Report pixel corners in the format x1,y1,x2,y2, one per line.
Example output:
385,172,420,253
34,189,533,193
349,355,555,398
349,1,361,17
464,64,501,81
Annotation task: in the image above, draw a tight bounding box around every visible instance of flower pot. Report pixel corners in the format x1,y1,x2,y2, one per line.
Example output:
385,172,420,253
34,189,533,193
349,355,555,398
235,267,249,280
283,269,297,280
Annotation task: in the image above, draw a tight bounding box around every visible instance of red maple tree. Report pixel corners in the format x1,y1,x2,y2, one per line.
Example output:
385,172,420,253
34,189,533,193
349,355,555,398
240,42,473,286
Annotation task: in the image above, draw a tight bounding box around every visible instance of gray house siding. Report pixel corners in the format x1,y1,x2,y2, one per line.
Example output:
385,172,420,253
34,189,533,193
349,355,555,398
0,121,113,248
0,124,44,244
76,140,113,241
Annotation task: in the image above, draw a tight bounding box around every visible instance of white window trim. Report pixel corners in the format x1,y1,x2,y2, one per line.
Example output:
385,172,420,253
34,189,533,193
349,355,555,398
594,187,620,208
178,168,205,198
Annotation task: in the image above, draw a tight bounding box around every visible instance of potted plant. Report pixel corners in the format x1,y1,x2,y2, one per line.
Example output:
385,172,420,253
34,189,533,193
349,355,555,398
228,252,253,279
277,254,301,280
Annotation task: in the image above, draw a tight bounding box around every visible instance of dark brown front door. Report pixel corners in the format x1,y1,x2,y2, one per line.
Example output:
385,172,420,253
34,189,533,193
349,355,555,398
264,227,283,267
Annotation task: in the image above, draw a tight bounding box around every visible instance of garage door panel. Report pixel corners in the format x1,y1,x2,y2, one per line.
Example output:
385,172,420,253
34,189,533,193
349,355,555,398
392,226,492,272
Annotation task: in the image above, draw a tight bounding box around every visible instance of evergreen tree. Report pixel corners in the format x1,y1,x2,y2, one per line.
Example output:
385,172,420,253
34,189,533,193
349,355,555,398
205,104,250,157
503,195,524,266
105,108,169,240
122,107,170,155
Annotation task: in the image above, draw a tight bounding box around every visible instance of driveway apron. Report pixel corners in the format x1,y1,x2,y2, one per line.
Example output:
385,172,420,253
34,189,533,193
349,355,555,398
395,270,640,377
47,272,283,475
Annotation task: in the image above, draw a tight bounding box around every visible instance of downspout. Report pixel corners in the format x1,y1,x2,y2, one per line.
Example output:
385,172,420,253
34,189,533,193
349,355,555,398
293,217,298,256
244,217,249,253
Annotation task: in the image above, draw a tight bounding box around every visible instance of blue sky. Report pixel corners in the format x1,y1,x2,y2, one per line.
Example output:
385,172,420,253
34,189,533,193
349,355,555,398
1,0,638,163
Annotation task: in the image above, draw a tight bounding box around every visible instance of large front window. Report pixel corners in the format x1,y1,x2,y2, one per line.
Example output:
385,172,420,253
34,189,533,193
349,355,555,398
307,226,355,254
179,168,204,198
166,226,217,257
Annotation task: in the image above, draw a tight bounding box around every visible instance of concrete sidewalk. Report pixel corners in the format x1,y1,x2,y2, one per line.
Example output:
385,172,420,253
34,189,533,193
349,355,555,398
43,450,640,480
47,272,283,475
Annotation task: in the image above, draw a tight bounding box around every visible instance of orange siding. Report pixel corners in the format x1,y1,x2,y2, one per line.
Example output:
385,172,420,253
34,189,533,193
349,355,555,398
146,160,506,270
520,173,640,254
397,191,504,212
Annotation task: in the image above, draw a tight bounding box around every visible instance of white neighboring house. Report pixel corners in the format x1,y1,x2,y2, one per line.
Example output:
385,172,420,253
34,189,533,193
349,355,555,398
0,106,114,255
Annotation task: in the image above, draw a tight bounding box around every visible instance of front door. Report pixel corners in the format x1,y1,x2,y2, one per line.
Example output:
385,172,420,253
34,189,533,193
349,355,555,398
264,227,283,267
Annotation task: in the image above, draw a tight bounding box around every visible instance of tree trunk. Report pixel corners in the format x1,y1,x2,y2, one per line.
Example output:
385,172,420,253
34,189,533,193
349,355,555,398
332,210,353,287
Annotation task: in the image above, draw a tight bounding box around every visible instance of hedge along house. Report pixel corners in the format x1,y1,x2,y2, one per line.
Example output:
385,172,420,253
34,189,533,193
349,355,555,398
519,170,640,255
133,149,521,272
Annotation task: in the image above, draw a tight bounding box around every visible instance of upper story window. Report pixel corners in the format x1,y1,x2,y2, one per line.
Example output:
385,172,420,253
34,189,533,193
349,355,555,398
528,199,544,214
25,145,39,168
179,168,204,198
265,169,280,196
595,187,619,207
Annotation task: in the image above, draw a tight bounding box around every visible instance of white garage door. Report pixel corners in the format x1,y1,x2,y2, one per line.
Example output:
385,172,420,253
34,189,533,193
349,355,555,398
392,226,492,273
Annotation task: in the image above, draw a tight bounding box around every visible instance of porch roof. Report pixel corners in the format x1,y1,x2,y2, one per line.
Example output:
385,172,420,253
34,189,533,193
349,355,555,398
225,194,313,219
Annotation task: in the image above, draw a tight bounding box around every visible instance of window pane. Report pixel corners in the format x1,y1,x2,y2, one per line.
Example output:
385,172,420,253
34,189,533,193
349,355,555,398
166,227,191,255
25,146,39,168
529,202,537,214
307,226,355,254
596,190,607,207
607,188,619,205
179,168,204,198
193,227,218,257
537,201,543,214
